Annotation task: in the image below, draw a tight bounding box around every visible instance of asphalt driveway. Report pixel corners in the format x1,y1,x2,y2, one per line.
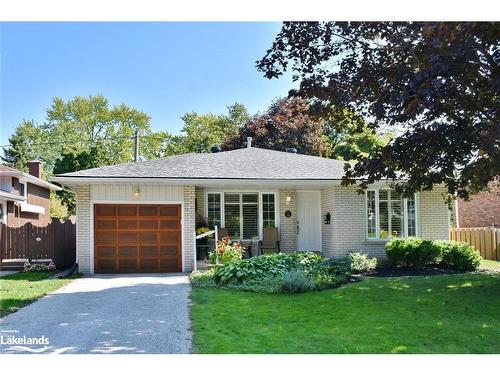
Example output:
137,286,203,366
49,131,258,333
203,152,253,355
0,274,192,354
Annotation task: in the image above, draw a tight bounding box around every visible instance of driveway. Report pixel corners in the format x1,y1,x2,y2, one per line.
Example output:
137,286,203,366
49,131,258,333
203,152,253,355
0,274,192,354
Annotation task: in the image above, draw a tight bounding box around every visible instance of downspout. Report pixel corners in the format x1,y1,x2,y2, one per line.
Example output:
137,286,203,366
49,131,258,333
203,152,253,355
454,193,460,229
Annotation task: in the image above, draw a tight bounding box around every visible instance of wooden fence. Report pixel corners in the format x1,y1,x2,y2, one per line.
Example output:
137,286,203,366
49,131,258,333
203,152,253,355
449,227,500,261
0,220,76,269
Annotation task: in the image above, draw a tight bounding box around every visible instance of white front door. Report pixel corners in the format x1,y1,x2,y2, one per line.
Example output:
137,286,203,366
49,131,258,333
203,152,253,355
296,191,321,251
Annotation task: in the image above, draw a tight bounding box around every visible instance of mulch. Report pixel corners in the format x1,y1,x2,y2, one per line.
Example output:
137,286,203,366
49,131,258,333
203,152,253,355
364,266,463,278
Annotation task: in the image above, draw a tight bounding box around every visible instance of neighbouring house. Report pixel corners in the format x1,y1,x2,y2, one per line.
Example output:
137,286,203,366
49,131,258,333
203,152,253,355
52,144,450,275
0,161,62,227
453,181,500,228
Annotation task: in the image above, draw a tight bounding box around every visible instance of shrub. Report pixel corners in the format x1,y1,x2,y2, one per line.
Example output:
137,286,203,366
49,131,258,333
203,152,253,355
279,270,315,293
434,240,481,271
208,236,245,265
349,252,377,273
213,252,325,284
24,262,55,272
190,269,218,288
385,237,440,268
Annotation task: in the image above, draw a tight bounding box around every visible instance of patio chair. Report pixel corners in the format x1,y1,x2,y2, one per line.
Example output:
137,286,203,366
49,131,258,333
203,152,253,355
259,227,280,255
217,227,228,240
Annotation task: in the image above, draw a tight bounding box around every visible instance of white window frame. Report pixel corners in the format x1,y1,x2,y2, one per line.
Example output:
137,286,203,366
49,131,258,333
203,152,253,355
365,189,419,240
204,190,279,240
19,180,27,199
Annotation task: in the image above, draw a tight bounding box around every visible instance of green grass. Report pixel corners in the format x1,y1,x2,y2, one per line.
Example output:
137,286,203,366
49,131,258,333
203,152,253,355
480,259,500,272
0,272,75,317
191,273,500,353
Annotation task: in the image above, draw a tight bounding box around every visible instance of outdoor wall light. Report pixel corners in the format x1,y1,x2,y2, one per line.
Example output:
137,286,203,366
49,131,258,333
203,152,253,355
133,186,141,199
286,195,291,205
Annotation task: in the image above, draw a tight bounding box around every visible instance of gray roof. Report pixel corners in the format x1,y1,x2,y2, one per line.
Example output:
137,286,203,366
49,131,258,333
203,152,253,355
54,147,349,180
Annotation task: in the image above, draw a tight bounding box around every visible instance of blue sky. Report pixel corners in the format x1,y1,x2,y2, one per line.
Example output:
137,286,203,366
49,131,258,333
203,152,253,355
0,22,295,146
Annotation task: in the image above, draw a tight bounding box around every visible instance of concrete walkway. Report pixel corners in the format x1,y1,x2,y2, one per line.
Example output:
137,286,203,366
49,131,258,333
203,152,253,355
0,274,192,354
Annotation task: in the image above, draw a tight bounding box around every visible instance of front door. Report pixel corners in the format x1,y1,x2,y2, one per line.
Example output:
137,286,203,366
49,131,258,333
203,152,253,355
296,191,321,252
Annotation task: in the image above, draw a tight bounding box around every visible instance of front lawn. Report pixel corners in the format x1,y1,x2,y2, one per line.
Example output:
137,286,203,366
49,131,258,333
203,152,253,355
191,273,500,353
0,272,75,317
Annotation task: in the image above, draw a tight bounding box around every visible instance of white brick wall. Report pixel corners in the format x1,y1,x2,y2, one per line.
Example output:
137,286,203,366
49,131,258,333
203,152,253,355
279,189,297,252
321,186,450,259
420,187,450,240
75,185,91,274
183,186,196,272
195,187,204,217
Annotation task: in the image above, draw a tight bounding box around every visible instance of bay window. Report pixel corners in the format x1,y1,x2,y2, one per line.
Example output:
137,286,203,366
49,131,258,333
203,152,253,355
366,189,417,239
205,192,277,240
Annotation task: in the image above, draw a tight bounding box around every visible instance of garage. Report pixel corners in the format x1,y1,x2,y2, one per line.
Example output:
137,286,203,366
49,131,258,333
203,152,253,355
94,204,182,273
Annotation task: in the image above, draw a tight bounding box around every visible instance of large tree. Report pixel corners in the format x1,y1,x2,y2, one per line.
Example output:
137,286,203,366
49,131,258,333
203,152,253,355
163,103,249,155
257,22,499,198
222,97,328,155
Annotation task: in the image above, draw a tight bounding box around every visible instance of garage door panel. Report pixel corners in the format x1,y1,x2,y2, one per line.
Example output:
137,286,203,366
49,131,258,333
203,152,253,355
118,219,137,230
159,220,179,229
96,259,116,272
159,231,179,244
94,204,182,273
118,259,137,272
159,258,179,270
139,206,157,216
159,206,179,217
118,246,137,257
95,206,116,217
138,232,158,243
96,219,116,230
95,231,116,244
139,246,157,257
118,206,137,216
95,246,115,257
159,245,179,256
139,220,157,230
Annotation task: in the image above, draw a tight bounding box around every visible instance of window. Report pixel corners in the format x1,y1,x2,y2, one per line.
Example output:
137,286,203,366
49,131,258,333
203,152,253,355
366,189,417,239
262,193,276,228
224,193,258,240
207,193,221,227
19,182,26,198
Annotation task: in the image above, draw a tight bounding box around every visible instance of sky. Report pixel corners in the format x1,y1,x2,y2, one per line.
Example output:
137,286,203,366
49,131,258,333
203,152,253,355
0,22,296,147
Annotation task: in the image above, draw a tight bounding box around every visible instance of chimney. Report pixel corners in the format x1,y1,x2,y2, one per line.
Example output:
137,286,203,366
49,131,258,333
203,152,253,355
27,160,42,179
247,137,252,148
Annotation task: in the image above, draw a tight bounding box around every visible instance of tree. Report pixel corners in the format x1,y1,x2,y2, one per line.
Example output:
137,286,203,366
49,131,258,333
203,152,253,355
1,120,57,172
164,103,250,155
257,22,499,198
53,145,115,214
323,107,391,161
222,97,328,155
46,95,163,164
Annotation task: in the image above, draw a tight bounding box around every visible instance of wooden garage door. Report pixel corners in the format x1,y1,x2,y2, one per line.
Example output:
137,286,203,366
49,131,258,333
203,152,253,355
94,204,182,273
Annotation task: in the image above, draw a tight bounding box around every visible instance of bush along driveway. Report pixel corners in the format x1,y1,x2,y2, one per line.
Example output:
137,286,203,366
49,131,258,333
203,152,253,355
0,272,74,317
190,272,500,353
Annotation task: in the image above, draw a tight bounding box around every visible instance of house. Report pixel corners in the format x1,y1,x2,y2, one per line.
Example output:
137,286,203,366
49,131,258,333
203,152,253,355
453,181,500,228
0,161,62,227
52,144,450,275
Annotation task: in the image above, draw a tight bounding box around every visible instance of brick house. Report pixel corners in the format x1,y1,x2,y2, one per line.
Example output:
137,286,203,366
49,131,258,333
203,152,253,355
0,161,62,227
52,145,450,275
453,182,500,228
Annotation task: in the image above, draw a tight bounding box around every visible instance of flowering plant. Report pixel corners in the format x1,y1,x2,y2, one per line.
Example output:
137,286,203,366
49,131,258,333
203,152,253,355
196,227,212,236
208,236,245,265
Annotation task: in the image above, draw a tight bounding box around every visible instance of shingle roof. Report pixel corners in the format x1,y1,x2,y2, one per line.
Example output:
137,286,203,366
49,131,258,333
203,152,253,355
54,147,350,180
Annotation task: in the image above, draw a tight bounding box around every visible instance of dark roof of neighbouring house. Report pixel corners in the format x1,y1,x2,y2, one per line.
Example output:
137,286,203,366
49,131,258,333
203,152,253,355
53,147,351,180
